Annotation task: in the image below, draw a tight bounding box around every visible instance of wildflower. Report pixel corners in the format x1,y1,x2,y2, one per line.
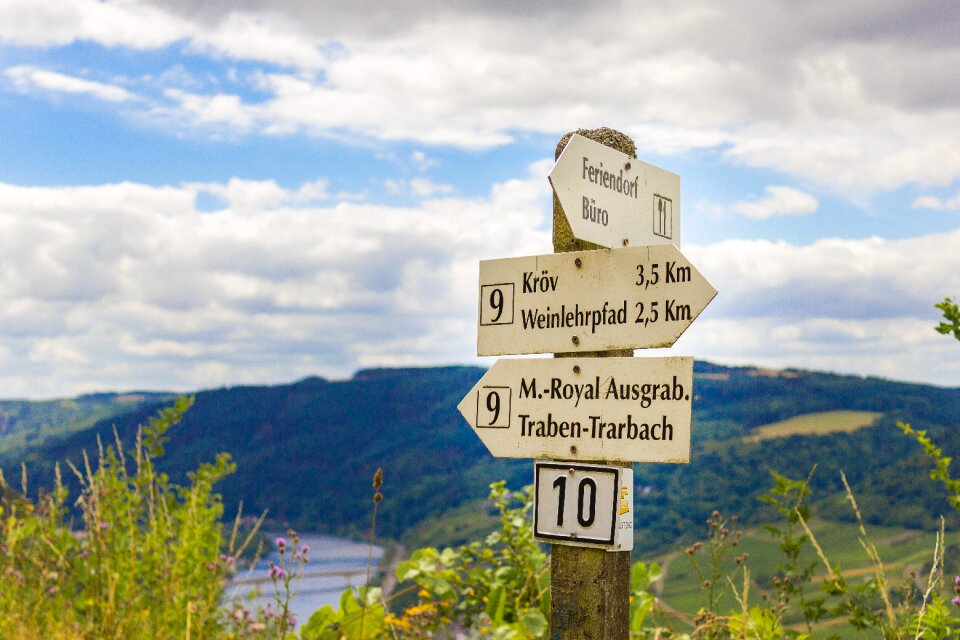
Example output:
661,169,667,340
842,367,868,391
99,522,109,530
301,545,310,555
955,575,960,586
268,563,285,579
264,604,275,619
275,537,286,550
953,596,960,607
288,614,297,628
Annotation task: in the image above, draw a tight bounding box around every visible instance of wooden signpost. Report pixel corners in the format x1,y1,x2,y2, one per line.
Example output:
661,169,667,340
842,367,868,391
459,127,713,639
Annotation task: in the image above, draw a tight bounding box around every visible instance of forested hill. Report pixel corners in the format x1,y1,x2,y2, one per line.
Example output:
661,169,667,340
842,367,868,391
3,363,960,552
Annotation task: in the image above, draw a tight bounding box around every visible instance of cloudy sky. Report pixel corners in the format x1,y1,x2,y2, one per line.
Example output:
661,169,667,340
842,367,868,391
1,0,959,399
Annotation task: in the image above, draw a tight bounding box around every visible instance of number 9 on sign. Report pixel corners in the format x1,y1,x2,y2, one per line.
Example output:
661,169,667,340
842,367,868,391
476,386,511,428
480,283,514,326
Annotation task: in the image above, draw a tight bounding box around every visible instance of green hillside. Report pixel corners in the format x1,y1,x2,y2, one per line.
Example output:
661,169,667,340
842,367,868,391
2,362,960,554
0,392,173,456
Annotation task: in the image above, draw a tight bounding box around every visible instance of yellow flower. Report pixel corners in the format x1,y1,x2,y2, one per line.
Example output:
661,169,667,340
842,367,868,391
404,602,437,617
385,613,411,631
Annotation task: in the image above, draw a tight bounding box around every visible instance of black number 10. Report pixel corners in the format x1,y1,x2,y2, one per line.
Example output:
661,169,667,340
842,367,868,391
552,475,597,527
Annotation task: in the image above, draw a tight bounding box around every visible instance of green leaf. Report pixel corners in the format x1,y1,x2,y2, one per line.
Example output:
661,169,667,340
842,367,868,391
421,574,455,600
519,608,548,637
299,605,338,640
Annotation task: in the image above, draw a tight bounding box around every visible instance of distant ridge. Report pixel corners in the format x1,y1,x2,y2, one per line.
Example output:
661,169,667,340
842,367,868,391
2,362,959,552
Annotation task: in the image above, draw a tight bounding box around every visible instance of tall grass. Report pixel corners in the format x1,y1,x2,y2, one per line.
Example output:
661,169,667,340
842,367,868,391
0,397,263,639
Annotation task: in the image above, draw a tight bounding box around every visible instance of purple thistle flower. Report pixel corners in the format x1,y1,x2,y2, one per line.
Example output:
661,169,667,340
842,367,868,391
301,545,310,555
288,614,297,628
275,537,286,549
955,575,960,586
953,596,960,607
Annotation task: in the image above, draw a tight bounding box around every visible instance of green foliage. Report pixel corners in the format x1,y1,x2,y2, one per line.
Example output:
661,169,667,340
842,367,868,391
388,481,549,638
0,397,284,640
935,297,960,342
300,587,386,640
898,422,960,513
726,605,792,640
303,481,549,639
758,469,823,633
682,508,747,618
630,561,662,636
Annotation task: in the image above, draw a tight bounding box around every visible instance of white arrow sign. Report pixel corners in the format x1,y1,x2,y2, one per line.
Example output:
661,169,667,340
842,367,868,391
549,134,680,249
457,356,692,463
477,245,716,356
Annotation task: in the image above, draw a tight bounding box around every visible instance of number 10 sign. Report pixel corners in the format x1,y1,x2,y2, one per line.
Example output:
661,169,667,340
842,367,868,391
533,461,633,551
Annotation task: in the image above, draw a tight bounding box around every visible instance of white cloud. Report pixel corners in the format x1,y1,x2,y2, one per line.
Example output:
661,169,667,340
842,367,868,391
0,0,188,48
5,65,134,102
1,165,959,397
157,89,255,131
186,10,327,70
913,190,960,211
5,1,960,193
732,186,818,219
384,178,454,198
0,165,551,397
686,232,960,323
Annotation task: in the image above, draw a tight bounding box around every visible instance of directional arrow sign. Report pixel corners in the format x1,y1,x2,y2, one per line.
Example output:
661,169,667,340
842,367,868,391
477,244,716,356
549,134,680,249
457,356,692,463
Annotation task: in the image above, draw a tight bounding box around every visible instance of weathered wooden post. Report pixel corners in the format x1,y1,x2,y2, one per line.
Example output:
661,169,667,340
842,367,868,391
550,128,633,639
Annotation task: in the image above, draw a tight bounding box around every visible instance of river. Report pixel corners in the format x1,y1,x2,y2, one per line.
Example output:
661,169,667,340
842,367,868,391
225,533,384,627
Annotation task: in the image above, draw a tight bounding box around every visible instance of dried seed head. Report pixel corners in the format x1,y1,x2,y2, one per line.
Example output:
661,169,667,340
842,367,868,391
373,468,383,490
